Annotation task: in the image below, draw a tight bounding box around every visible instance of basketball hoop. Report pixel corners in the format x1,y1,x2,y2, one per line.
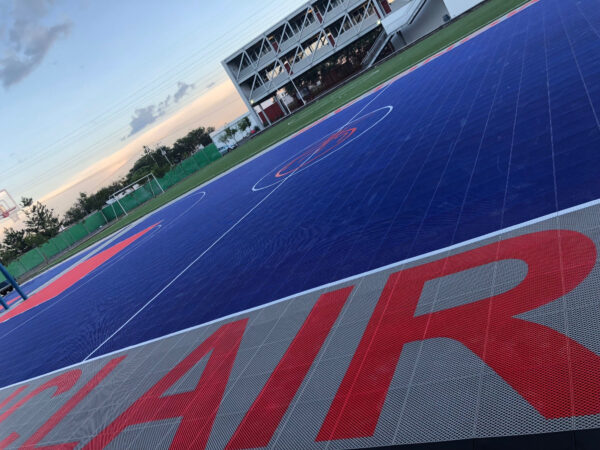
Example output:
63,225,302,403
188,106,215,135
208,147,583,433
0,190,19,222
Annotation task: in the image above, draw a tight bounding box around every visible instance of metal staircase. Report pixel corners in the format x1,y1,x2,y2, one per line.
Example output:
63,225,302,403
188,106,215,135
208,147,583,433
362,30,391,68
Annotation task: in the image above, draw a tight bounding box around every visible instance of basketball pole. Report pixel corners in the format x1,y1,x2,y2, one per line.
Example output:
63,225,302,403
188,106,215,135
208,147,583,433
0,263,27,310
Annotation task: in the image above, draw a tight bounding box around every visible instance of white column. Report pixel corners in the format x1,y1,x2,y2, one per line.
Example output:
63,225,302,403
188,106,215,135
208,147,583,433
221,61,265,130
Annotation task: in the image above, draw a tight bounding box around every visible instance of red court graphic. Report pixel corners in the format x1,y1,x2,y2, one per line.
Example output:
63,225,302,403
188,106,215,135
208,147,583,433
2,224,600,449
0,223,158,324
252,106,392,191
274,128,357,178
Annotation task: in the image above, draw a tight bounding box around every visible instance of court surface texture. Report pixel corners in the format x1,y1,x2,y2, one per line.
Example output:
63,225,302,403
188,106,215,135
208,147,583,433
2,0,600,448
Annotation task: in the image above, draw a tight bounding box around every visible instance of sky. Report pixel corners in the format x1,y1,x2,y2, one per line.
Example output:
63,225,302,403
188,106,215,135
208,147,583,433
0,0,308,222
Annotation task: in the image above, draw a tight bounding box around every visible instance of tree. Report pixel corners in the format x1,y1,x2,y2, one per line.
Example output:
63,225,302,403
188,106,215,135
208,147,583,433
152,165,168,178
126,148,159,184
64,124,213,227
24,201,61,240
223,127,237,146
64,192,107,225
170,126,214,162
122,145,172,185
237,117,251,137
1,228,29,261
64,199,88,226
143,146,159,167
93,180,127,205
0,198,61,263
155,145,172,167
218,134,230,147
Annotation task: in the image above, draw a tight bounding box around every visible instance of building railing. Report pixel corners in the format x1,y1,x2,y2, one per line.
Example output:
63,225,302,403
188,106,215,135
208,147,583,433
361,28,389,67
230,0,381,79
246,6,381,101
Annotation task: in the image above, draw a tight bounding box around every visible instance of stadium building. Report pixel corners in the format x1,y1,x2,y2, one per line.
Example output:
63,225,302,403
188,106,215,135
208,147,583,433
222,0,484,128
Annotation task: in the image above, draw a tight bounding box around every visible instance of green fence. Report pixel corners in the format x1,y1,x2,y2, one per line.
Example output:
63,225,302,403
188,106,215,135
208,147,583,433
101,203,125,222
1,143,221,282
0,211,110,284
83,211,107,232
113,144,221,215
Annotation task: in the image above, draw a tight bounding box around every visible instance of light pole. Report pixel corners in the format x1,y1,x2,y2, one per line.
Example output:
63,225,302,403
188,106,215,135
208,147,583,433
160,149,173,167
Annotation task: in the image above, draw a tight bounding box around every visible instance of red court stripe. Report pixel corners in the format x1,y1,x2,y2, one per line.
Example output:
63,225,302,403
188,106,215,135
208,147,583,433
0,223,159,323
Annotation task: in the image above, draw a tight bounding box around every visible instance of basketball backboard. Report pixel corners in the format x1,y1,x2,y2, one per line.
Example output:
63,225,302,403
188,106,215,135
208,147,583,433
0,190,19,222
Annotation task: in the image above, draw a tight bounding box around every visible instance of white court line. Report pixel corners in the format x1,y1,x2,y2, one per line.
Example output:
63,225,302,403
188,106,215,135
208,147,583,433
0,225,137,312
82,84,393,362
19,225,138,297
0,0,545,389
17,189,208,300
251,106,393,191
2,196,598,393
16,182,206,296
16,0,539,297
0,224,164,337
81,184,293,360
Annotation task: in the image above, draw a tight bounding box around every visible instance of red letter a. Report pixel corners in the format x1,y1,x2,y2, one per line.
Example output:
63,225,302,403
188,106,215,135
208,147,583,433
84,319,247,449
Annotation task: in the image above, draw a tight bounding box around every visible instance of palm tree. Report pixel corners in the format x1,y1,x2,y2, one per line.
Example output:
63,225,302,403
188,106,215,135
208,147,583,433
237,117,251,137
224,127,237,146
218,134,231,151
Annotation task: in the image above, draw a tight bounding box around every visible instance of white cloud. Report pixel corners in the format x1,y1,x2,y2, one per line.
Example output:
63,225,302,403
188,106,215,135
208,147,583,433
126,96,170,138
173,81,195,102
43,79,246,214
125,80,196,138
0,0,71,88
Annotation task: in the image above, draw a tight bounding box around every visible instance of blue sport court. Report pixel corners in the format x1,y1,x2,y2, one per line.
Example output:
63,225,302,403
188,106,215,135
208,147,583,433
1,0,599,390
